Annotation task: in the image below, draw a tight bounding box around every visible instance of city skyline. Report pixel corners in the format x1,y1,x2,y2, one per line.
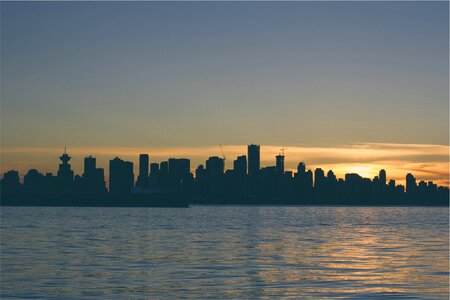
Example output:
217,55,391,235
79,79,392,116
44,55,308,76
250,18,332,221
3,143,448,207
1,2,449,298
1,2,449,187
2,143,448,188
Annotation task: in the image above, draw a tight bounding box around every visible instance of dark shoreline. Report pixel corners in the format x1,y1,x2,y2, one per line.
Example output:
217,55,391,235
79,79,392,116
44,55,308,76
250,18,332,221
1,193,448,207
0,193,189,207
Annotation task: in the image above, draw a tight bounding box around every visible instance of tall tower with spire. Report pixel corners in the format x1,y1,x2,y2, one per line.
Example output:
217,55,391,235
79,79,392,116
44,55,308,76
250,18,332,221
57,147,74,192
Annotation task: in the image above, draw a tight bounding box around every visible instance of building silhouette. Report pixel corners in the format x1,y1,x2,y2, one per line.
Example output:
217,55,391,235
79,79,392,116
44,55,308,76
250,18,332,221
150,163,159,176
206,156,224,177
109,157,134,194
205,156,225,197
24,169,45,193
57,149,74,192
81,156,107,193
233,155,247,177
1,144,448,206
168,158,190,179
379,169,386,187
168,158,191,192
136,154,149,189
0,170,22,193
314,168,326,190
83,156,96,181
406,173,417,195
276,154,285,175
248,144,260,176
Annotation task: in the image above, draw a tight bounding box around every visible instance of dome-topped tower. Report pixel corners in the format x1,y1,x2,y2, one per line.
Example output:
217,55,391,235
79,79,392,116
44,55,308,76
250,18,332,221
57,147,74,192
59,147,71,164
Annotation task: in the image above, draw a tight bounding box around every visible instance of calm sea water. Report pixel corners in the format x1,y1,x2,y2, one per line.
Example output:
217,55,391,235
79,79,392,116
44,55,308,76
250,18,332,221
1,206,448,299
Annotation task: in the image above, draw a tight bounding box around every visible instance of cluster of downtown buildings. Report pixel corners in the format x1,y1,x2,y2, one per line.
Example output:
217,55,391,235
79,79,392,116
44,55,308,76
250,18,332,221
1,145,448,205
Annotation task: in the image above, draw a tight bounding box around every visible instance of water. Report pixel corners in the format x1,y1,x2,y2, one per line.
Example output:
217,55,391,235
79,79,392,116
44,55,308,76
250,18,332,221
1,206,448,299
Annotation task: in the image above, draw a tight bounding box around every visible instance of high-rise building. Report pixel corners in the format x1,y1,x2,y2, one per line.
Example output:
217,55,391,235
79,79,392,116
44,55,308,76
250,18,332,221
276,154,285,175
139,154,149,177
166,158,191,192
83,156,96,180
82,156,106,193
314,168,325,188
305,170,313,190
248,144,260,176
136,154,149,188
57,149,74,192
297,162,306,174
83,156,96,188
81,156,101,192
160,161,168,175
150,163,159,176
205,156,224,196
94,168,107,193
206,156,224,177
233,155,247,177
109,157,134,193
0,170,21,193
379,169,386,187
388,179,396,188
168,158,190,179
406,173,416,194
195,164,206,179
24,169,45,192
327,170,337,184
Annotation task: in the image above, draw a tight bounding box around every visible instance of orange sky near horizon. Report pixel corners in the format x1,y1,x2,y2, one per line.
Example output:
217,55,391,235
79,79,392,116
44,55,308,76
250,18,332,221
1,143,448,187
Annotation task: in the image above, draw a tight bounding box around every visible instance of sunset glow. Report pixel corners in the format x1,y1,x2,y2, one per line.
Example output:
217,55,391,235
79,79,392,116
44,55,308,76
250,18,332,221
2,143,448,186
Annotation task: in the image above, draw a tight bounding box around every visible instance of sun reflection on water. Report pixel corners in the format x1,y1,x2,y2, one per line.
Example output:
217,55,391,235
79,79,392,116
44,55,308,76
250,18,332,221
1,206,448,298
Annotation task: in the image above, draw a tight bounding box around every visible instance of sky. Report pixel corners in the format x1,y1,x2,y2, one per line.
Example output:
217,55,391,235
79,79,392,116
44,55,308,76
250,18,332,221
1,2,449,185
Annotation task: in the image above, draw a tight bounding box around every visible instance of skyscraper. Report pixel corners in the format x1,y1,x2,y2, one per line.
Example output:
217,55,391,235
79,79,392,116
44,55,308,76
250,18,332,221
168,158,190,179
82,156,106,193
109,157,134,193
206,156,224,177
150,163,159,176
248,144,260,176
0,170,21,193
327,170,337,184
83,156,96,181
233,155,247,177
136,154,149,188
160,161,168,175
406,173,417,194
379,169,386,187
314,168,326,189
167,158,191,192
57,149,74,192
276,154,285,175
297,162,306,174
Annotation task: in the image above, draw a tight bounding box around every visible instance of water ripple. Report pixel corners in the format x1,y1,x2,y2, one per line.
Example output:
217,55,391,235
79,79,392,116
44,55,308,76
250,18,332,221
1,206,448,299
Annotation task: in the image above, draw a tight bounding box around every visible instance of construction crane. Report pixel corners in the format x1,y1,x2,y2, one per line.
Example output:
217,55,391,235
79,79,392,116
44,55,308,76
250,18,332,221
220,144,226,161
